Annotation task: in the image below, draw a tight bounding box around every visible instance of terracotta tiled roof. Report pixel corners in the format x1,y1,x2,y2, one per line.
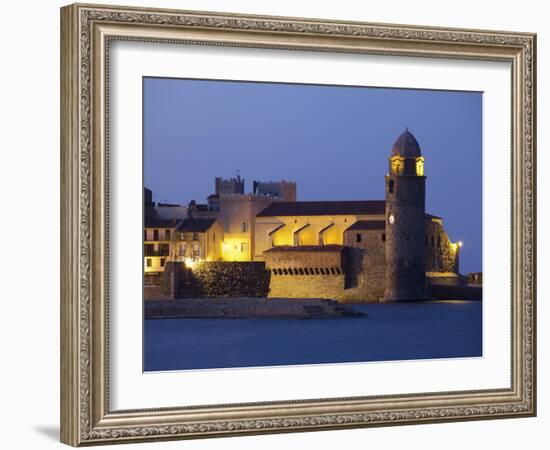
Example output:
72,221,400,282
257,200,385,217
176,218,217,233
144,218,180,228
345,220,386,231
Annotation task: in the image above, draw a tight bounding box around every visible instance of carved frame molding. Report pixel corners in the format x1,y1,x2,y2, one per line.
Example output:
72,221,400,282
60,3,536,446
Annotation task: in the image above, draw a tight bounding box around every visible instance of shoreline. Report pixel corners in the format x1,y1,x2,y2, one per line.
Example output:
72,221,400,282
144,296,482,320
145,297,367,319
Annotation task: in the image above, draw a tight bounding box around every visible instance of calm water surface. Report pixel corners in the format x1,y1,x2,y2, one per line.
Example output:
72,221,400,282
144,300,482,371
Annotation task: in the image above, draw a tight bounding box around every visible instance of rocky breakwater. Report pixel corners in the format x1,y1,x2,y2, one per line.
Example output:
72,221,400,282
144,297,367,320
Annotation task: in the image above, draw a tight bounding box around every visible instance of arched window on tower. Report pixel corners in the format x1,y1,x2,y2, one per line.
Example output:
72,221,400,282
416,159,424,176
388,180,394,193
392,160,401,175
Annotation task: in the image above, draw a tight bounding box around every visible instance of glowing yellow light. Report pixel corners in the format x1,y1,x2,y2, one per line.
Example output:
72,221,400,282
184,257,197,268
221,238,249,261
392,161,402,175
416,159,424,176
458,241,463,247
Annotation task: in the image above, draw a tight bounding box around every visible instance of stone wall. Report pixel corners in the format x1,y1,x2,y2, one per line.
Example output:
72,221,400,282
144,285,165,300
384,174,427,300
144,273,164,300
162,261,192,299
343,231,386,301
257,227,389,302
267,241,386,303
191,261,270,297
425,220,458,273
144,261,270,299
264,247,344,271
427,272,466,287
144,297,364,319
268,274,345,300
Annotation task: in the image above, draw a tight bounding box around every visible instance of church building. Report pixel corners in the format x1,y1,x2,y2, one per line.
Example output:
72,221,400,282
256,130,461,301
144,130,463,302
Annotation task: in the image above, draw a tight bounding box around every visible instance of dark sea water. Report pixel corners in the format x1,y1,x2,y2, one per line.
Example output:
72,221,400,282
144,300,482,371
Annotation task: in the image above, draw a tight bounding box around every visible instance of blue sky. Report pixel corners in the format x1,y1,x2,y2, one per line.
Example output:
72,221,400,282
144,77,482,273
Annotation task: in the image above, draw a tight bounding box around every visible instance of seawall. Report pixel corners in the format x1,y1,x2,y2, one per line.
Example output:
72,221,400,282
144,297,366,319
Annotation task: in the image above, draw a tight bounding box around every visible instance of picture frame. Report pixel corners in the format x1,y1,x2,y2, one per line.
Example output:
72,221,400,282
60,2,536,446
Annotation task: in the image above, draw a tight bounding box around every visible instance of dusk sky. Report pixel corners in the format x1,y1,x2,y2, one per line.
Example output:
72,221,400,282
144,77,482,273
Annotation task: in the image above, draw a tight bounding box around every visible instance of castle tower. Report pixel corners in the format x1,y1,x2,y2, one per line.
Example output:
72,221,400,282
384,129,427,301
215,175,245,196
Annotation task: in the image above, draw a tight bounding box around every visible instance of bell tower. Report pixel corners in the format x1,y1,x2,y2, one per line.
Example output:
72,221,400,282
384,129,427,301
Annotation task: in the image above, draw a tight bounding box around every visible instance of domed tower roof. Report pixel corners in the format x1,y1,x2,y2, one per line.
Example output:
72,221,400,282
391,129,422,158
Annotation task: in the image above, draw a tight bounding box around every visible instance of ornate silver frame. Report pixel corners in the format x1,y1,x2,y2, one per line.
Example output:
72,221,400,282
60,3,536,446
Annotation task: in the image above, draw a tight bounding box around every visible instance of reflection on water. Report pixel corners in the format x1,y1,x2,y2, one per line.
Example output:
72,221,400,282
144,300,482,372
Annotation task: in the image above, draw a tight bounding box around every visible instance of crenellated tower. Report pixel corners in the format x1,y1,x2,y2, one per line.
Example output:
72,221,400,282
384,129,427,301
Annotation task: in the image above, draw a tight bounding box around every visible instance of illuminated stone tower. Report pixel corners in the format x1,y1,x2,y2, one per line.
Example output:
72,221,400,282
384,129,427,301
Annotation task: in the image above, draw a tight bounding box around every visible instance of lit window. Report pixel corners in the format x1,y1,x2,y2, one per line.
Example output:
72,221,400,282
146,258,152,267
241,242,248,253
416,159,424,176
392,160,402,175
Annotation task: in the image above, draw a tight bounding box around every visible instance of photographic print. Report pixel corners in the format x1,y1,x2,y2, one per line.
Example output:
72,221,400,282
143,78,483,372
